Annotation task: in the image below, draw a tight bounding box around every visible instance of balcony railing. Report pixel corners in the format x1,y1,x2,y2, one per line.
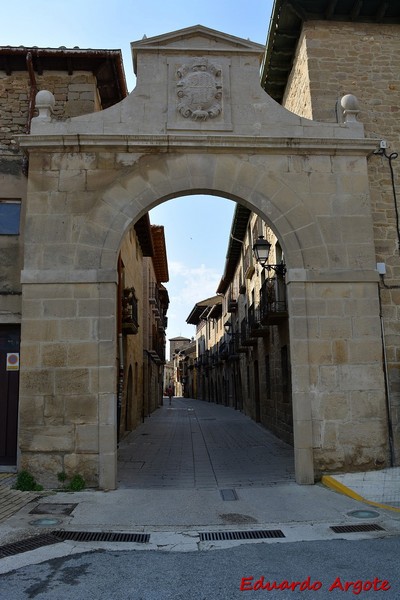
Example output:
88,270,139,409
122,288,139,335
243,246,255,279
239,317,257,348
147,335,165,364
259,277,288,324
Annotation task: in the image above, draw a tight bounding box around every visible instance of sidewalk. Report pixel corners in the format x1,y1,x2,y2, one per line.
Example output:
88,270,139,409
1,397,400,569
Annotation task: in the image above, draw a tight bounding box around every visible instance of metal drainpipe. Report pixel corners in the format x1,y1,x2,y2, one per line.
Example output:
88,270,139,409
117,256,124,443
25,52,37,134
378,284,395,467
22,52,38,176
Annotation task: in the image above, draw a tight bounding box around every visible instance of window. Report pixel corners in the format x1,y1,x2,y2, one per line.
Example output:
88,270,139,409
0,200,21,234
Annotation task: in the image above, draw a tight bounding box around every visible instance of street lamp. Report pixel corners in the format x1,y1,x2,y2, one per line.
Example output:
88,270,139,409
224,321,232,335
252,235,271,267
253,236,286,277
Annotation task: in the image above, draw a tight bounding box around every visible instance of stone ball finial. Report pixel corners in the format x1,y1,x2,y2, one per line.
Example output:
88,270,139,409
35,90,55,120
341,94,360,123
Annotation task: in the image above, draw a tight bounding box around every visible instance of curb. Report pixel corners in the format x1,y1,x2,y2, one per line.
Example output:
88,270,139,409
321,475,400,513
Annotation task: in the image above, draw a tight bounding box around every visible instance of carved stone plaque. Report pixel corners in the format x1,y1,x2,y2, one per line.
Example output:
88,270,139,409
167,56,232,131
176,58,222,121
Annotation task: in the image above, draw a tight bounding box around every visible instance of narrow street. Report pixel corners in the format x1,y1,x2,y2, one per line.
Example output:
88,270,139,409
117,397,295,489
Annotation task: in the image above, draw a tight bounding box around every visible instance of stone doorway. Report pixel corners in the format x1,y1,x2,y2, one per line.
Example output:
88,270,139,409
17,25,388,489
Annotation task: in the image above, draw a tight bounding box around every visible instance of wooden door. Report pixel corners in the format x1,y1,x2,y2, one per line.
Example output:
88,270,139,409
0,325,20,466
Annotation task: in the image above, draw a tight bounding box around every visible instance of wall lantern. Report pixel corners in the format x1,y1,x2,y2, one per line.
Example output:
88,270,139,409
224,321,232,335
252,235,271,267
253,235,286,277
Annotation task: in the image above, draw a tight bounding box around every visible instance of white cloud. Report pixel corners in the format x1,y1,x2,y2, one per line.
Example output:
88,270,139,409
168,261,221,306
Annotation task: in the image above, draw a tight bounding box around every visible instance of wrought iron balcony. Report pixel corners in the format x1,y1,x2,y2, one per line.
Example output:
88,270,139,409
122,288,139,335
259,277,288,325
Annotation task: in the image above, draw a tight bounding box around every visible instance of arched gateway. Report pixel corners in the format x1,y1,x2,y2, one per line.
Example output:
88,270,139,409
18,26,388,489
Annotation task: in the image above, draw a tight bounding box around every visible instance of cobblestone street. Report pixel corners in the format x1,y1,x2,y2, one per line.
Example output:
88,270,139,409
117,397,295,489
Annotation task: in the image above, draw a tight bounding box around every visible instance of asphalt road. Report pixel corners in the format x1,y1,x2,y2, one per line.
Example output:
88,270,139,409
1,536,399,599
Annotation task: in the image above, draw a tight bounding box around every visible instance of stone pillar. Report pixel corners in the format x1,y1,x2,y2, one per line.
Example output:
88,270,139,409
288,273,389,483
18,277,118,489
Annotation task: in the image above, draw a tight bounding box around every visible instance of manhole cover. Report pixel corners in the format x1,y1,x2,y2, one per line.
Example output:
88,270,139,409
220,489,238,501
30,503,78,516
29,518,63,527
347,510,380,519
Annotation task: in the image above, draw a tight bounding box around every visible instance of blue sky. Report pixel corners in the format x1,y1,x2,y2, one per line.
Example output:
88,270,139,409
3,0,274,343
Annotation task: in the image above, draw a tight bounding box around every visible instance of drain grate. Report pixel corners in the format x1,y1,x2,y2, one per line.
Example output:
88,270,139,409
200,529,285,542
52,531,150,543
0,534,60,558
0,531,150,558
330,523,385,534
220,489,238,501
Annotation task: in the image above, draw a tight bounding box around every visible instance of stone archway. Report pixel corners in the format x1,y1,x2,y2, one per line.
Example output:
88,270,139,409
18,26,388,489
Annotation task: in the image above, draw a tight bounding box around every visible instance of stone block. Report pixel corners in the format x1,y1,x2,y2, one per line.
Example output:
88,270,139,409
55,368,90,395
22,319,59,342
348,339,381,363
308,340,333,365
42,344,69,369
67,342,101,367
350,391,386,419
293,419,313,448
18,395,44,425
63,453,99,487
64,394,99,424
58,169,86,192
20,344,41,368
93,367,116,394
20,453,63,488
294,448,314,484
339,364,383,392
59,318,92,341
86,169,119,191
99,425,116,453
99,451,117,490
340,420,387,449
19,425,74,452
99,393,116,426
75,425,99,453
20,369,54,395
44,394,65,421
319,365,339,392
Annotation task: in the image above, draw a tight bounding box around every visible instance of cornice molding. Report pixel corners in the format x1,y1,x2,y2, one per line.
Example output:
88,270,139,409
18,133,378,156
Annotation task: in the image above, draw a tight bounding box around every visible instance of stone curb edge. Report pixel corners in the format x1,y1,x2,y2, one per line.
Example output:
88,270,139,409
321,475,400,514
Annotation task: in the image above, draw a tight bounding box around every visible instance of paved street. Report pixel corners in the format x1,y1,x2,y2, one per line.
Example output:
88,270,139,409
1,537,399,599
117,397,295,489
2,396,400,591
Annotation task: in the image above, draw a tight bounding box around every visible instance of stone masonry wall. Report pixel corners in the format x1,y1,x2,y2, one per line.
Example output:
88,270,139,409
0,71,100,148
283,20,400,464
119,227,144,435
0,70,101,322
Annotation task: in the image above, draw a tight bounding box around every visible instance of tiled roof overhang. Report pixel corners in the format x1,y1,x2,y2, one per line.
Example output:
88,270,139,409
262,0,400,104
186,296,222,325
151,225,169,283
134,214,154,257
0,46,127,108
216,204,251,295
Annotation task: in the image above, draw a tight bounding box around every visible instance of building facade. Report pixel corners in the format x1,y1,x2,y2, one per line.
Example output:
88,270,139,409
188,209,292,444
0,46,169,483
2,24,390,487
262,0,400,469
117,217,169,440
0,46,127,470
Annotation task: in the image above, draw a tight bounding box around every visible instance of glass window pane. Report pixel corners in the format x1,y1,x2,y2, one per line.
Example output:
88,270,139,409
0,202,21,234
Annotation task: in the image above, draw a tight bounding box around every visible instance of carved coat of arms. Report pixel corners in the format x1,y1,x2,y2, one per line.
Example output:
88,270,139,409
176,58,222,121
